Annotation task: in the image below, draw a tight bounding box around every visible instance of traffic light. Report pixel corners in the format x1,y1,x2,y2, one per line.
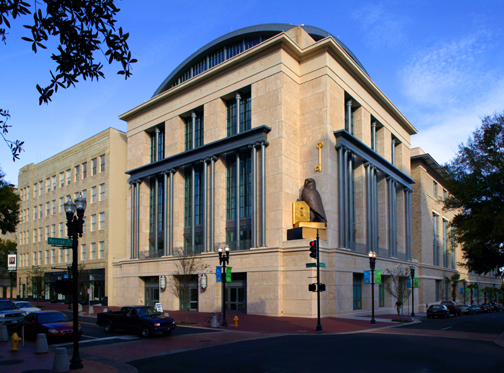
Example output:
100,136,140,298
309,240,317,259
309,283,317,292
319,283,326,292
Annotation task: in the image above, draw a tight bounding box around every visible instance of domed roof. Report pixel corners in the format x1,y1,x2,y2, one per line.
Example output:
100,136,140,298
153,23,369,97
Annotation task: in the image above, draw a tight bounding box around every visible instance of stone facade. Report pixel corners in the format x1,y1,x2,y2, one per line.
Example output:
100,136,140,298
114,25,419,317
410,148,500,311
16,128,127,305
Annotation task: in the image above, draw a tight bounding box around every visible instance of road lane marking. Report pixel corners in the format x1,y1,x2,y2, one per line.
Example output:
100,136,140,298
441,326,452,330
53,335,138,347
82,335,99,339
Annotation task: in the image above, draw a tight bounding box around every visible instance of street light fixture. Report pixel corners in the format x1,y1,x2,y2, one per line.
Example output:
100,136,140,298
410,264,415,317
65,195,86,370
368,250,377,325
218,245,230,327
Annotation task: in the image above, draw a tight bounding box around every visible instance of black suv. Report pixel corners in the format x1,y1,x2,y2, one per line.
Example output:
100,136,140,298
0,299,25,329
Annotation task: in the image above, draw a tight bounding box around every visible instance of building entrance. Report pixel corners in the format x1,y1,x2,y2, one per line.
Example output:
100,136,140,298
225,273,246,312
143,277,159,307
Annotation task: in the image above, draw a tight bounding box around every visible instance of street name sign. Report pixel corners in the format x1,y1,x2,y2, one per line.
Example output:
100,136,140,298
48,237,72,247
306,262,326,268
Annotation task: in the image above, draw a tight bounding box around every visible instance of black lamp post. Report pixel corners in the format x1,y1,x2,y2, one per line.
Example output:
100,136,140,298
410,264,415,317
218,245,230,327
368,250,377,325
65,195,86,370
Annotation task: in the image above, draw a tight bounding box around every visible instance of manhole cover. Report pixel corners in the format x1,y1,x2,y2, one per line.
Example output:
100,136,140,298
0,359,23,366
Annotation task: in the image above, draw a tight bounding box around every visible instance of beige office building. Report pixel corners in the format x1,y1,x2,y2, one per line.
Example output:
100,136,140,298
16,128,127,305
411,148,500,311
113,24,420,317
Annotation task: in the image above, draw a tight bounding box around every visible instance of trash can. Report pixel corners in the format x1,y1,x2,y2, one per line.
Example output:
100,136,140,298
211,314,219,328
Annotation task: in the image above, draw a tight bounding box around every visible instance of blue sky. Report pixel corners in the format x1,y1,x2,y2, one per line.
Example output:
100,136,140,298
1,0,503,185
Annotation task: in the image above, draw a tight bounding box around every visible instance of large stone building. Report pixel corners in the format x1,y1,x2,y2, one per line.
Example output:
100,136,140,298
114,24,419,317
410,148,500,310
16,128,127,305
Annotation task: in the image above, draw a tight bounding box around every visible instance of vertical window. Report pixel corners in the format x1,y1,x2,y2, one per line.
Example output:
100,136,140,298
65,249,70,263
46,178,51,192
51,249,55,264
39,227,42,242
46,202,50,216
353,274,362,310
184,114,203,151
443,189,447,201
75,165,80,181
33,252,37,265
99,184,105,201
92,158,97,175
39,181,43,195
52,224,55,237
52,200,56,215
34,229,37,242
100,155,105,172
34,206,37,220
379,284,385,307
81,244,86,261
345,99,355,135
435,280,441,302
59,249,64,263
91,243,96,259
451,235,456,269
99,241,105,258
433,212,439,266
91,214,97,231
46,226,50,240
183,167,203,253
99,212,105,229
443,219,448,268
227,93,251,137
92,186,97,203
60,197,64,212
66,169,71,185
433,181,438,198
82,189,87,201
39,204,43,218
391,136,397,166
59,222,64,238
83,162,87,178
371,120,377,152
52,176,56,190
60,172,64,187
34,183,38,197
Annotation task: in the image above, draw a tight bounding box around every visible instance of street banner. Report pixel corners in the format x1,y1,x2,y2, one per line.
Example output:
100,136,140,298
407,278,411,288
364,270,370,284
226,267,232,282
375,270,382,285
414,278,419,288
216,266,222,282
7,253,16,271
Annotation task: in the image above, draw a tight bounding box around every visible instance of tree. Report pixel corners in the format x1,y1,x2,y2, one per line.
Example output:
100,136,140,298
384,266,411,319
1,0,137,160
0,168,20,234
444,273,461,302
170,247,209,324
26,265,45,305
443,113,504,277
467,283,478,304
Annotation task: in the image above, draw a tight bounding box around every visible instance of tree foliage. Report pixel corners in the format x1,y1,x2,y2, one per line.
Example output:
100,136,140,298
384,266,411,318
444,273,460,302
0,0,137,160
443,113,504,277
0,168,20,234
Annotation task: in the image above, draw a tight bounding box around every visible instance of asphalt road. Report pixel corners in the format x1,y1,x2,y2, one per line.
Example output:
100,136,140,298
401,311,504,334
128,333,504,373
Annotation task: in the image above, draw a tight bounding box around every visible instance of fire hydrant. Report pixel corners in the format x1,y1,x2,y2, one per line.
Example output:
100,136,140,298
233,316,239,329
10,332,22,352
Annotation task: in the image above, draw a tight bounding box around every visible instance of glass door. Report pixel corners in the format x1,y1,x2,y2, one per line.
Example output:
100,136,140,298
226,287,246,312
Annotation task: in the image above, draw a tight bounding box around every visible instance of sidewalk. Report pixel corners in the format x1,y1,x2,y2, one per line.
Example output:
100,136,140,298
0,301,413,373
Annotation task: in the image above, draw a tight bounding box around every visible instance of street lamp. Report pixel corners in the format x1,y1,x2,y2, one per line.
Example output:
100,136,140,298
218,245,230,327
410,264,415,317
368,250,377,325
65,195,86,370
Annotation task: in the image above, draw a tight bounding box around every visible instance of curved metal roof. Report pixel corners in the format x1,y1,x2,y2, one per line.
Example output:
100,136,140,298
153,23,369,97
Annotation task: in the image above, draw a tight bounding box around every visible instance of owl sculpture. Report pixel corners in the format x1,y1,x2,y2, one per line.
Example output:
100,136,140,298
301,178,327,224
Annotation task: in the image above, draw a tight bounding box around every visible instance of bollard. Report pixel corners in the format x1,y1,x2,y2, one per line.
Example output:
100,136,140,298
10,332,22,351
233,316,239,329
211,314,219,328
78,304,83,312
89,305,94,315
35,333,49,354
52,347,70,373
0,325,8,342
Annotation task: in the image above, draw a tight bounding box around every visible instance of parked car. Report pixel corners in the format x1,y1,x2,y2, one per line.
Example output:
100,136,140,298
489,302,500,312
13,301,41,314
96,306,176,337
21,310,82,344
480,303,492,313
0,299,26,329
460,304,475,315
427,305,450,319
470,304,482,314
440,300,462,316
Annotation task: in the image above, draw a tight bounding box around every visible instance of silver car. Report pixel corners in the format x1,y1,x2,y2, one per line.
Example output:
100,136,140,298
13,301,41,314
0,299,26,328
